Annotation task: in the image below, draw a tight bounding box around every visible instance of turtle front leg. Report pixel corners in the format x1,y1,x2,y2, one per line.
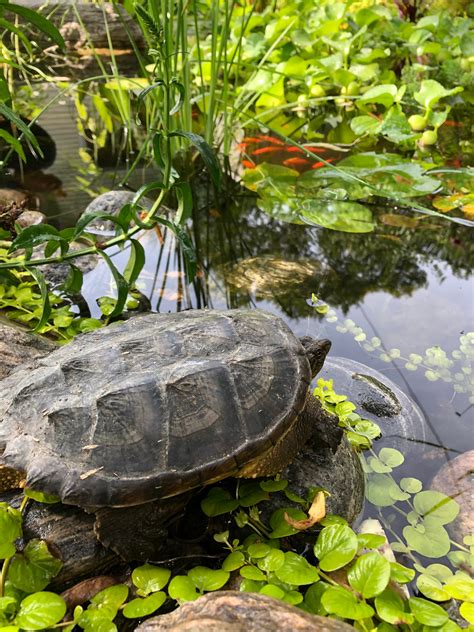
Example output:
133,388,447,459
236,394,343,479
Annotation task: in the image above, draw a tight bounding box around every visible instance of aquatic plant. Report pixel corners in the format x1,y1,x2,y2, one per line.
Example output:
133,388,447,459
311,294,474,403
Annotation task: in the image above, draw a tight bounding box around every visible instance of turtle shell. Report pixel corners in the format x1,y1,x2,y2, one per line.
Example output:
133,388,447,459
0,309,311,508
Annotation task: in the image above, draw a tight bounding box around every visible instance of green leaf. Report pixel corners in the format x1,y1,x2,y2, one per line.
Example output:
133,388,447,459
357,533,386,550
247,543,272,559
168,576,199,602
257,548,285,573
27,268,51,334
414,80,463,110
222,551,246,572
9,540,62,593
413,490,459,525
0,503,22,559
321,585,374,620
136,80,164,112
460,602,474,625
14,592,66,630
390,562,415,584
403,521,451,558
378,448,404,468
240,566,267,582
416,574,451,601
169,131,221,190
173,181,193,225
351,115,381,136
366,473,403,507
269,508,308,538
9,224,62,253
60,264,83,295
122,592,166,619
259,584,285,600
0,129,25,162
274,551,319,586
97,251,129,319
131,565,171,596
260,479,288,492
187,567,229,592
359,84,398,108
314,525,358,571
24,489,59,504
4,3,64,48
348,552,391,599
409,596,449,626
123,239,145,286
0,104,41,155
375,589,414,625
72,211,127,240
400,478,422,494
90,584,128,610
201,487,239,517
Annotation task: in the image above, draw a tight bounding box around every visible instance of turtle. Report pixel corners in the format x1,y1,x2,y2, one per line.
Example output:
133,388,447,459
0,308,338,558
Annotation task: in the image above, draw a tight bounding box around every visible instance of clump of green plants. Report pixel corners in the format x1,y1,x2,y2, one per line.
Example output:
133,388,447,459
1,385,472,630
311,294,474,402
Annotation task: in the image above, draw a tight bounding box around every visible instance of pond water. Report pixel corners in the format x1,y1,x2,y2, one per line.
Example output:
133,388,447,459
3,93,474,496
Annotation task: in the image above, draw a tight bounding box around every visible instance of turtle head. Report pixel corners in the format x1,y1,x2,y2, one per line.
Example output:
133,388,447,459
299,337,331,378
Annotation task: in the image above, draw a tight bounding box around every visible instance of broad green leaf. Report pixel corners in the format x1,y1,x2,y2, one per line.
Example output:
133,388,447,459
378,448,404,468
0,503,22,559
222,551,246,571
260,479,288,492
414,80,463,110
314,524,358,571
23,489,59,504
357,533,386,550
240,566,267,581
132,565,170,596
460,602,474,625
351,115,381,136
416,574,451,601
413,490,459,525
269,508,308,538
14,593,66,630
168,576,199,602
9,540,63,593
187,567,229,592
257,548,285,573
259,584,285,600
90,584,128,610
409,596,449,626
390,562,415,584
400,478,422,493
321,585,374,620
9,224,62,253
443,574,474,601
122,592,166,619
403,521,451,558
375,589,414,625
359,84,397,108
274,552,319,586
60,264,84,295
247,543,272,559
201,487,239,516
348,552,391,598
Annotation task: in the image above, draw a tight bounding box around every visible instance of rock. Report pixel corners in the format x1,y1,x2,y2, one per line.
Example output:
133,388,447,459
136,591,355,631
80,190,152,239
276,426,364,525
0,188,29,208
430,450,474,543
0,320,56,379
321,357,426,451
16,210,47,228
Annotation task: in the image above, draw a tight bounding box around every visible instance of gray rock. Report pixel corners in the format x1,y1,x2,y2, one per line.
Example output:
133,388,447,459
265,415,365,525
321,357,426,451
81,190,152,239
430,450,474,543
16,210,47,228
0,320,56,380
136,591,355,631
